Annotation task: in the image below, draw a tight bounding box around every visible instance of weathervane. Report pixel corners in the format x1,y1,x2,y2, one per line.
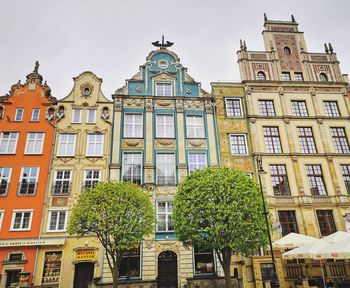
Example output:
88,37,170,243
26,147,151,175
152,35,174,48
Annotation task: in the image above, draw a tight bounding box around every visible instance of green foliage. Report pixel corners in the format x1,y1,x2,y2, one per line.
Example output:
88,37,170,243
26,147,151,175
173,166,268,256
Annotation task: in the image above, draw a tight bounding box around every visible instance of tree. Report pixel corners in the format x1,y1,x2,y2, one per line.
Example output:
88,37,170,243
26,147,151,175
67,182,154,288
173,167,268,288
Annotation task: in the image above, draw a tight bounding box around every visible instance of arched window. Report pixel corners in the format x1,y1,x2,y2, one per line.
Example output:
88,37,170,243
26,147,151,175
284,46,291,56
257,71,266,81
319,73,328,82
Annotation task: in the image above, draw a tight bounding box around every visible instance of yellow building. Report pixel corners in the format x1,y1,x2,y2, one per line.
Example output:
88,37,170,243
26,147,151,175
34,71,113,287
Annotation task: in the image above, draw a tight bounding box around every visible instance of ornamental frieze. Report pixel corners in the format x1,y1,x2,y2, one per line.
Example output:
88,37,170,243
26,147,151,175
155,139,176,149
123,98,144,108
155,99,174,108
122,139,143,148
183,100,203,110
186,139,206,149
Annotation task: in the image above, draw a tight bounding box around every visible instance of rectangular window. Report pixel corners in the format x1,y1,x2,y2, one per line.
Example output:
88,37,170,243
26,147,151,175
0,167,11,196
270,165,290,196
324,101,340,117
282,72,291,81
52,170,72,195
331,127,350,153
11,210,33,231
298,127,317,153
86,133,104,157
71,109,82,123
188,153,207,174
186,115,204,138
260,263,274,282
292,101,308,117
341,165,350,195
194,247,215,275
155,83,173,96
156,114,174,138
18,167,39,195
57,134,76,156
0,132,19,154
25,132,45,154
14,108,24,121
42,252,62,285
0,210,4,231
229,134,248,155
259,100,275,116
47,210,67,232
294,73,303,81
86,109,96,124
157,201,174,232
83,170,101,189
122,152,142,184
306,165,327,195
225,98,243,118
278,211,298,236
119,248,140,278
156,153,176,185
263,127,282,153
316,210,337,236
31,109,40,121
124,114,143,138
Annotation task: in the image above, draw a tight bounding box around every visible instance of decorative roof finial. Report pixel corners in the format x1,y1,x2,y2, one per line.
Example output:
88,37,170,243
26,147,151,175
291,14,296,22
243,41,247,51
240,39,244,50
264,13,268,22
152,35,174,48
328,42,334,54
34,61,39,73
324,43,329,54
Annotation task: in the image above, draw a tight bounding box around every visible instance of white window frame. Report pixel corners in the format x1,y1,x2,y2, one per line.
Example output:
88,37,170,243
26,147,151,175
225,98,243,118
0,167,12,196
71,108,82,123
0,132,19,154
229,134,248,155
156,114,175,138
52,170,72,195
186,115,205,138
47,209,68,232
156,153,176,185
124,113,143,138
24,132,45,154
188,153,207,174
156,201,174,232
14,108,24,121
0,210,4,231
86,133,104,157
10,209,33,231
57,134,76,157
83,170,101,189
155,82,173,96
18,167,40,196
31,109,40,121
122,152,142,184
86,109,97,124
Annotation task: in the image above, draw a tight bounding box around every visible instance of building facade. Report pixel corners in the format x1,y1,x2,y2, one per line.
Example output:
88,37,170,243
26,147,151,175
0,63,57,287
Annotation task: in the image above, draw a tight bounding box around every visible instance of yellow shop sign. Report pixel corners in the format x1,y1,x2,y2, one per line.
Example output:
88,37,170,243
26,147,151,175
75,249,96,262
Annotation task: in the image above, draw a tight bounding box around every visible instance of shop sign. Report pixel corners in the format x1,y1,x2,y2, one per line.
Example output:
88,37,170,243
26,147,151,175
0,238,65,247
75,249,96,262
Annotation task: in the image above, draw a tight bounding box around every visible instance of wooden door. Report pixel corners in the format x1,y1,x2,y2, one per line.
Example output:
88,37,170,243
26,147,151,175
73,262,94,288
158,251,178,288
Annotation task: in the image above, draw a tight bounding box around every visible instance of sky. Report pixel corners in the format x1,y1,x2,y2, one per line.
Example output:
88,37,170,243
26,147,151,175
1,0,350,100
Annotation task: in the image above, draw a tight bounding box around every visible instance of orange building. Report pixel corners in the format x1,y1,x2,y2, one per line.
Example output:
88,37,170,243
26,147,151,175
0,62,57,287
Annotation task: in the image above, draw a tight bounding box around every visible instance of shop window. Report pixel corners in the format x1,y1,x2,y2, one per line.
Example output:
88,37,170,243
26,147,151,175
194,247,215,275
119,249,140,278
42,252,62,285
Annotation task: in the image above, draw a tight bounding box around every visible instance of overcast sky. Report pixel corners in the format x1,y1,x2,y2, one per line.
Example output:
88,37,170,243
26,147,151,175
1,0,350,100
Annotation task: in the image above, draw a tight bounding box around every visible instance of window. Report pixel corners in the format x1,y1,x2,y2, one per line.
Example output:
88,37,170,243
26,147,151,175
52,170,72,195
18,167,39,195
341,165,350,195
155,82,173,96
119,248,140,278
71,109,82,123
83,170,101,189
259,100,275,116
257,71,266,80
263,127,282,153
284,46,291,56
278,211,298,236
86,133,104,156
156,114,174,138
194,247,215,275
298,127,317,153
0,210,4,230
316,210,336,236
157,202,174,232
331,128,350,153
324,101,340,117
292,100,308,116
282,72,291,81
124,114,143,138
306,165,327,195
294,73,303,81
14,108,24,121
225,98,243,118
270,165,290,196
31,109,40,121
186,115,204,138
260,263,274,282
8,253,23,262
229,134,248,155
188,153,207,174
0,167,11,195
86,109,96,124
156,153,175,185
47,210,67,232
0,132,19,154
11,210,33,231
57,134,76,156
25,132,45,154
319,73,328,82
122,152,142,184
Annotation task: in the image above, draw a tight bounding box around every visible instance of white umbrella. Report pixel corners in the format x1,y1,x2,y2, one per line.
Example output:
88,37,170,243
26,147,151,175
315,238,350,259
282,239,330,260
321,231,350,244
273,232,318,249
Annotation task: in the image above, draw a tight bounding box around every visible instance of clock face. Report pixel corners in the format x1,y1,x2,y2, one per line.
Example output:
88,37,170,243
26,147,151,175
158,60,169,70
82,87,91,96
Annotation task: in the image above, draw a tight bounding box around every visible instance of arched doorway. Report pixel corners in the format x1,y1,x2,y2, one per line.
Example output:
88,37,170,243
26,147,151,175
73,262,94,288
158,251,178,288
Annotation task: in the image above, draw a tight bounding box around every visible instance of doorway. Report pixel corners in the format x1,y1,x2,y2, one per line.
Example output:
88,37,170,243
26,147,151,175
5,270,21,288
158,251,178,288
73,262,94,288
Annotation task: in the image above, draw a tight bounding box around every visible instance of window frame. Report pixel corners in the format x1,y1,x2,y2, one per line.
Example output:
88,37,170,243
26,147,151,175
14,108,24,121
263,126,282,153
323,101,340,117
10,209,33,231
24,132,45,154
340,164,350,195
188,152,207,174
71,108,82,124
330,127,350,153
122,152,142,184
83,170,101,190
229,134,248,155
86,133,104,157
278,210,298,236
186,114,205,139
57,133,76,157
156,153,176,185
86,109,97,124
281,72,291,81
319,73,328,82
291,100,308,117
193,246,215,276
155,114,175,138
156,201,174,232
47,209,68,232
224,98,243,118
258,100,276,116
52,170,72,195
316,210,337,236
18,166,39,196
155,82,173,97
119,248,141,279
0,132,19,154
297,127,317,154
123,113,143,138
270,165,290,196
31,109,40,121
0,167,12,196
294,72,303,81
257,71,266,80
0,210,4,231
306,165,327,196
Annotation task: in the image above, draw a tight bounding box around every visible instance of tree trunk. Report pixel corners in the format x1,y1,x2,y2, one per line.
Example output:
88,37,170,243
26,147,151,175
111,262,120,288
222,252,232,288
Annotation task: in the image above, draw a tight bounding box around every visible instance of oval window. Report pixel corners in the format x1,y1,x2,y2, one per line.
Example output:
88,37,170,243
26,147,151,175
284,46,291,56
83,87,91,96
158,60,169,70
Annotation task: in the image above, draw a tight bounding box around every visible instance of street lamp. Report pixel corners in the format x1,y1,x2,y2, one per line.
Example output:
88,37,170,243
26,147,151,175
256,154,280,288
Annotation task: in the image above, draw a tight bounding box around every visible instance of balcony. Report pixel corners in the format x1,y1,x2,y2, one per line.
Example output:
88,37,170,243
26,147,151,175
268,196,296,206
268,195,337,206
17,182,37,196
52,181,71,195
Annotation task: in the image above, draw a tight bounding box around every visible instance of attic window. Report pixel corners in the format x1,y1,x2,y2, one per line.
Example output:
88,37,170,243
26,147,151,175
284,46,291,56
158,60,169,70
257,71,266,80
320,73,328,82
156,83,173,97
83,87,91,96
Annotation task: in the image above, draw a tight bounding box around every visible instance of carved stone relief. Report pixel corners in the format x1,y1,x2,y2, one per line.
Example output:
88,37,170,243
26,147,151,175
122,139,143,149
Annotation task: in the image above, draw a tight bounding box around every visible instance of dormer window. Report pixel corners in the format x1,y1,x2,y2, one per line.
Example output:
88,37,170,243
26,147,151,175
284,46,291,56
320,73,328,82
257,71,266,81
156,82,173,97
